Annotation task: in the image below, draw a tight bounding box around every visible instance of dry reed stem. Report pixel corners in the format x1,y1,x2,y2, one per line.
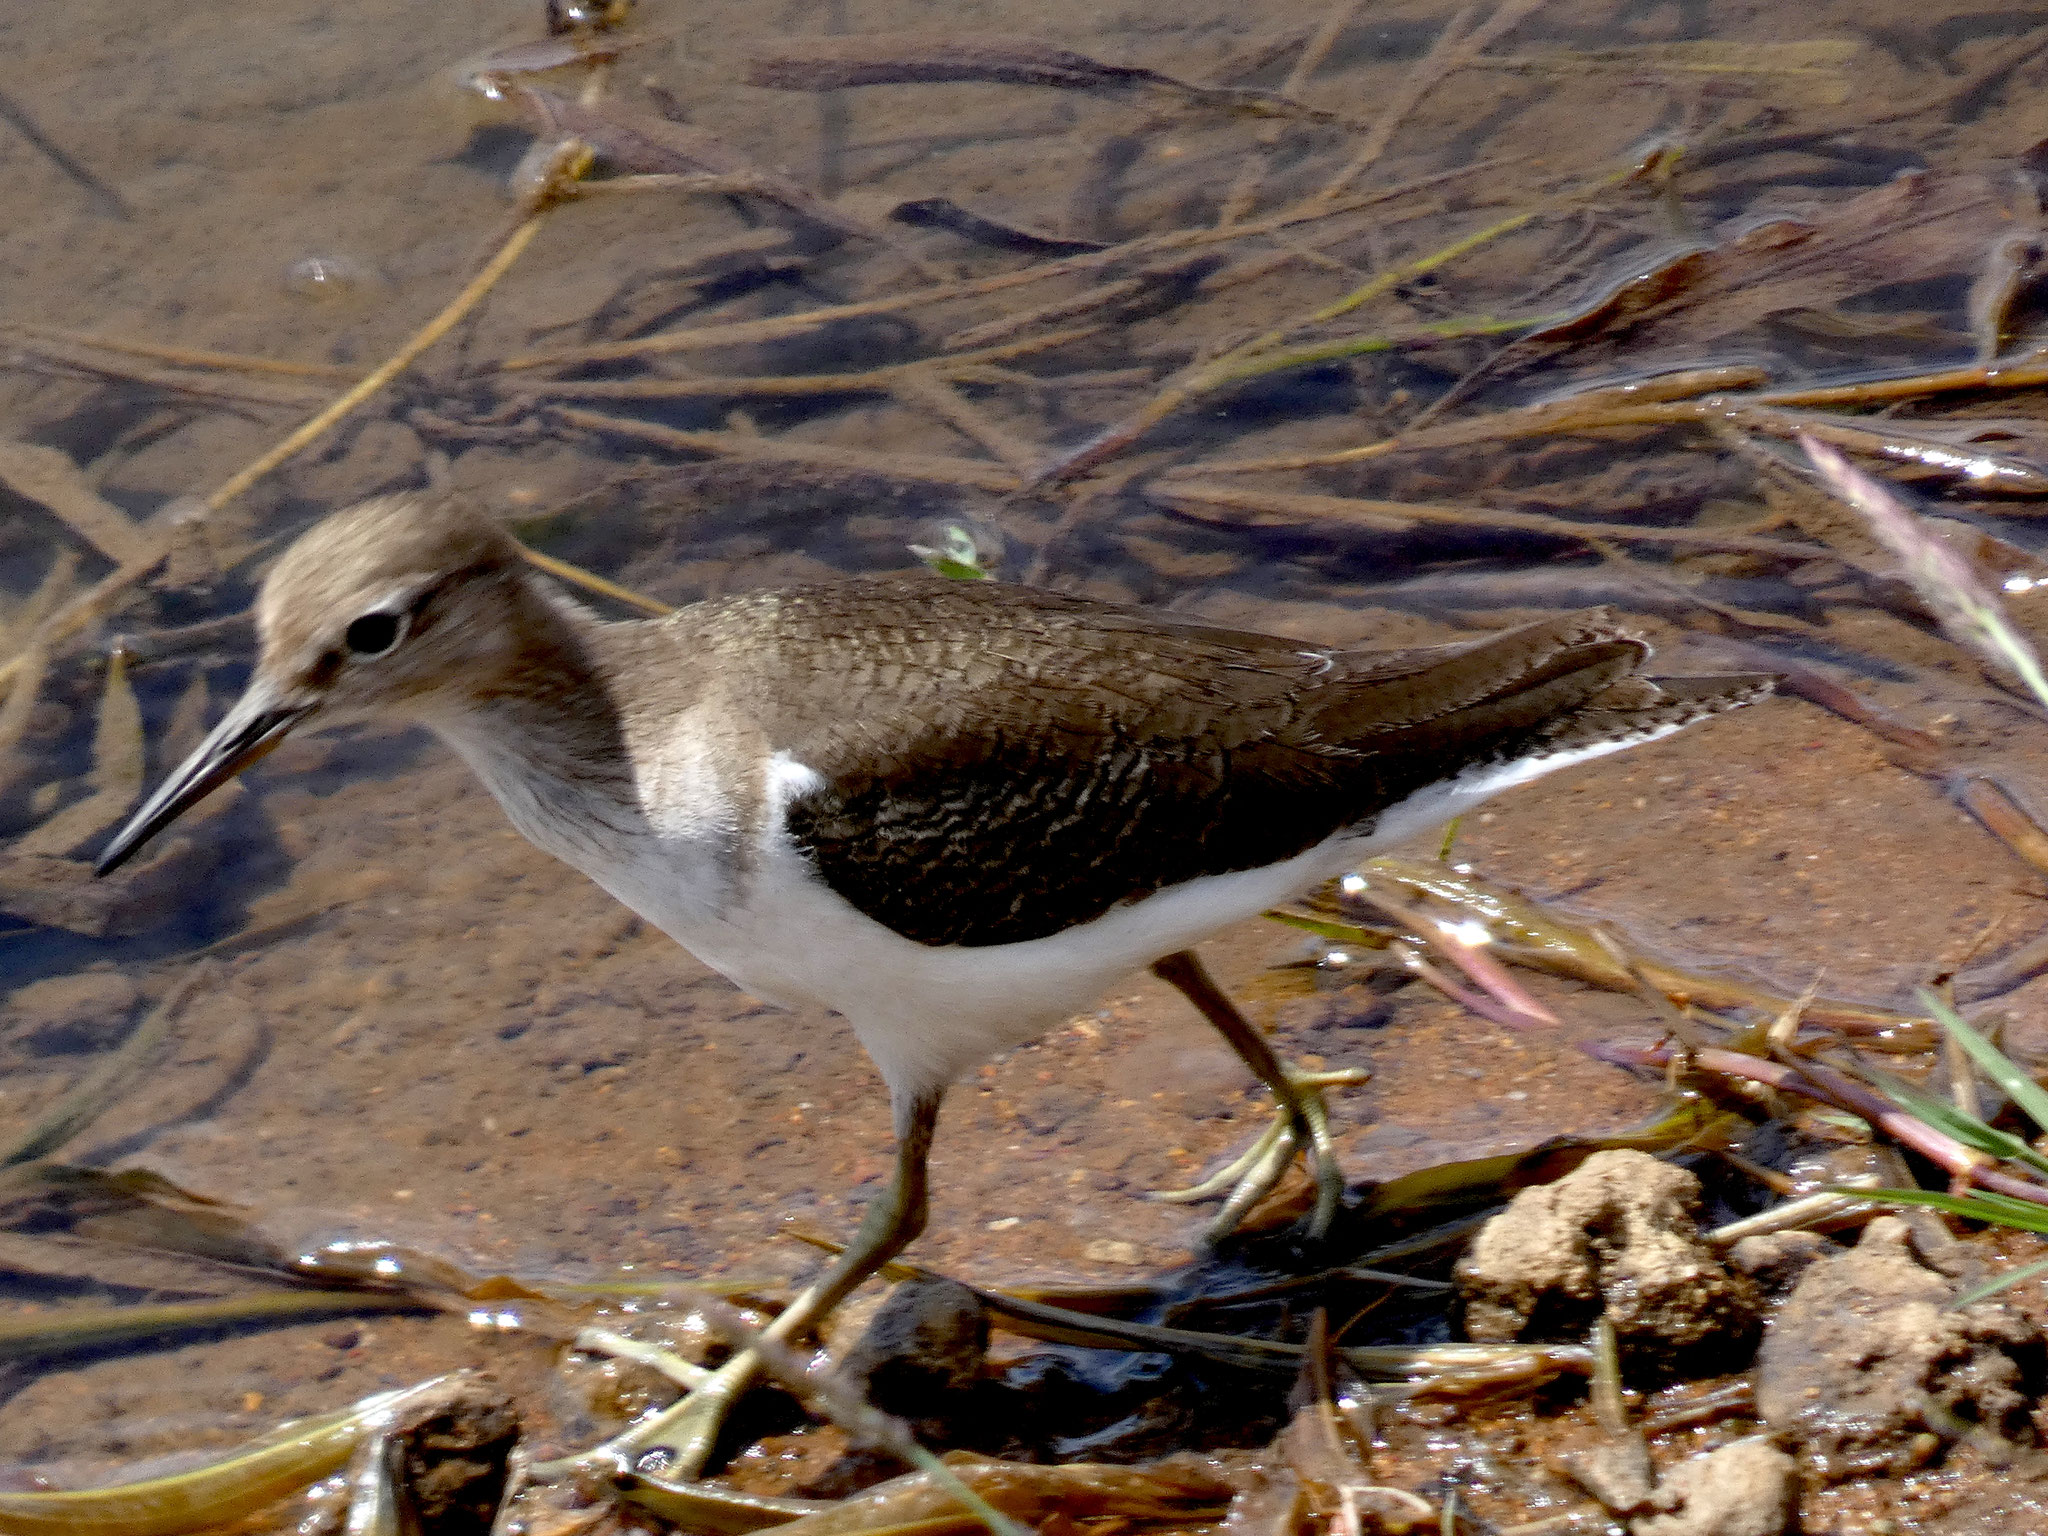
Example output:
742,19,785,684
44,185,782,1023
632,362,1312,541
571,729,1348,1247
0,540,175,697
518,546,673,615
0,321,361,380
940,274,1152,351
1197,383,2048,494
553,406,1024,491
11,339,337,410
888,369,1041,473
496,165,1507,374
1215,0,1362,226
1315,0,1549,200
1757,353,2048,409
504,324,1104,401
1151,478,1839,558
0,551,77,659
1191,364,1768,473
1034,173,1609,486
0,441,151,565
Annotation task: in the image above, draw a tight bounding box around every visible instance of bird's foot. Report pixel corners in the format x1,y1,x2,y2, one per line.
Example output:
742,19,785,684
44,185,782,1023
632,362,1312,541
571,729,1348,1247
1147,1062,1368,1241
531,1333,757,1482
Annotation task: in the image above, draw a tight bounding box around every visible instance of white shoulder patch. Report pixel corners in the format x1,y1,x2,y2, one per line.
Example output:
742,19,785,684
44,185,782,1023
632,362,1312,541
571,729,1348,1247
764,750,826,808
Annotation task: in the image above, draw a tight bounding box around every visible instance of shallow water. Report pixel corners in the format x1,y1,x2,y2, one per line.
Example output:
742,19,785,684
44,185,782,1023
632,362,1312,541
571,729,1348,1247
6,0,2048,1527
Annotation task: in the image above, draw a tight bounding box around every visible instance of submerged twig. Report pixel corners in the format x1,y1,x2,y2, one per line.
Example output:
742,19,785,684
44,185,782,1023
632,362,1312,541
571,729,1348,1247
691,1295,1035,1536
1152,479,1847,560
739,33,1337,123
0,86,131,221
0,1374,465,1536
0,321,360,380
0,968,204,1168
0,441,152,565
553,407,1024,491
505,325,1102,401
1315,0,1547,200
495,162,1506,372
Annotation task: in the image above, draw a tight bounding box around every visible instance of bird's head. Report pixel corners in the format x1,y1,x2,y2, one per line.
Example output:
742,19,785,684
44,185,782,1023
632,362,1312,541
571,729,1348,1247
97,492,534,874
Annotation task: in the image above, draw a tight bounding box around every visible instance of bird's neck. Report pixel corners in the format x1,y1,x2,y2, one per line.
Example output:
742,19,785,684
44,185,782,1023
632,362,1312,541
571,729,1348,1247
428,589,649,863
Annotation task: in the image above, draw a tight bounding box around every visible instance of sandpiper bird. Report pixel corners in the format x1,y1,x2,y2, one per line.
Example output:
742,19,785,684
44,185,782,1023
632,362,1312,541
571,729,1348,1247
97,493,1769,1474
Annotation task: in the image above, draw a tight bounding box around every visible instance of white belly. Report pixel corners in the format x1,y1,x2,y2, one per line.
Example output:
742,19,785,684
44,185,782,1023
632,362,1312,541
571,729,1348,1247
461,725,1680,1105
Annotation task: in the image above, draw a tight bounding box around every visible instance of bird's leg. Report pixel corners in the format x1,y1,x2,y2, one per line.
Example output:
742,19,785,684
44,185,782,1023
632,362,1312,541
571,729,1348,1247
572,1090,941,1481
1147,948,1361,1241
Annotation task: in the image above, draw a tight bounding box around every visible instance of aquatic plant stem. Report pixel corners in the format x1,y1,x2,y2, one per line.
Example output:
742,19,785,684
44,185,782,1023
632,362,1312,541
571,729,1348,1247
0,201,566,699
204,211,550,513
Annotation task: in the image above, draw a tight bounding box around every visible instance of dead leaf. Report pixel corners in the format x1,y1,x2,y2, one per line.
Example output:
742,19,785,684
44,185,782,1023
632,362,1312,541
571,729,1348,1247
1502,170,2014,376
12,647,143,858
0,440,150,565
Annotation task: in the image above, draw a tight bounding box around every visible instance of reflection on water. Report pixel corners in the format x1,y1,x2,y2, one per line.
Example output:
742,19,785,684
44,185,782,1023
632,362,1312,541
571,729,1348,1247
4,0,2048,1517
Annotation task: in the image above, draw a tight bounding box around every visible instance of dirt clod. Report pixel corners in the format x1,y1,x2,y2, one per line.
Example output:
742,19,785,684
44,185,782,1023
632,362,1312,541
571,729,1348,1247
1727,1230,1833,1296
391,1373,522,1536
1455,1150,1760,1366
1565,1436,1656,1514
1754,1216,2047,1476
1632,1436,1796,1536
836,1274,989,1421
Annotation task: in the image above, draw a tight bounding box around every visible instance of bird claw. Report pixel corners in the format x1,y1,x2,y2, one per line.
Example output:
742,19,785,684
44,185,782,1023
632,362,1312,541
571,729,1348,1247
1146,1063,1367,1241
547,1346,751,1482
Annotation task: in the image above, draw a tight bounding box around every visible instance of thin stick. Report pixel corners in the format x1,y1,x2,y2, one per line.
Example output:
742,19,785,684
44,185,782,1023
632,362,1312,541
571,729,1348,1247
204,212,550,513
0,541,173,696
1758,355,2048,409
889,369,1041,474
496,165,1512,373
0,321,361,380
553,406,1024,492
1151,479,1843,559
504,324,1103,400
15,342,337,410
1215,0,1362,225
1316,0,1548,199
1034,163,1616,487
941,274,1150,351
518,547,673,616
1318,5,1479,200
1190,365,1769,473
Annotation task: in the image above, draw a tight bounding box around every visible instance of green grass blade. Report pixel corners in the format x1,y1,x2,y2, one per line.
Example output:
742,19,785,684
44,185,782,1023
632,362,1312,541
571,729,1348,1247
1861,1064,2048,1177
1831,1185,2048,1234
1920,988,2048,1137
1954,1253,2048,1308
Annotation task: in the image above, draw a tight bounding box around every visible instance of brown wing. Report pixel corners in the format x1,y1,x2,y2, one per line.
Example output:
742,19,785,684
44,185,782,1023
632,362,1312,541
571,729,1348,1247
693,580,1758,947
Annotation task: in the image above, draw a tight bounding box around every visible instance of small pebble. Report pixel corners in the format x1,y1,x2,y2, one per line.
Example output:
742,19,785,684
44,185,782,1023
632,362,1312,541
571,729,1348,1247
1084,1239,1142,1265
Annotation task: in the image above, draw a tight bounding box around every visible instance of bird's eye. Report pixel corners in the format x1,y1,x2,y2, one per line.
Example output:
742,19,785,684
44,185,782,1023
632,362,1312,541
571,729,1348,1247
344,611,404,657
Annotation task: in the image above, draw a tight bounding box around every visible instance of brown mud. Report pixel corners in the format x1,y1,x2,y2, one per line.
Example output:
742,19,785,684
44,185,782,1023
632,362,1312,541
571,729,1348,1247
10,0,2048,1532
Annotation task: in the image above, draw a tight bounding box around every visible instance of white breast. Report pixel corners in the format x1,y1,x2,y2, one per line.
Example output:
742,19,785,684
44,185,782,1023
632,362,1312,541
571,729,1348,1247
448,725,1679,1107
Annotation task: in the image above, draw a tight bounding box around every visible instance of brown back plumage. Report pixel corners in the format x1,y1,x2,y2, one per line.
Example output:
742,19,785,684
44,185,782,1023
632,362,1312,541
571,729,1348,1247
632,581,1770,946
